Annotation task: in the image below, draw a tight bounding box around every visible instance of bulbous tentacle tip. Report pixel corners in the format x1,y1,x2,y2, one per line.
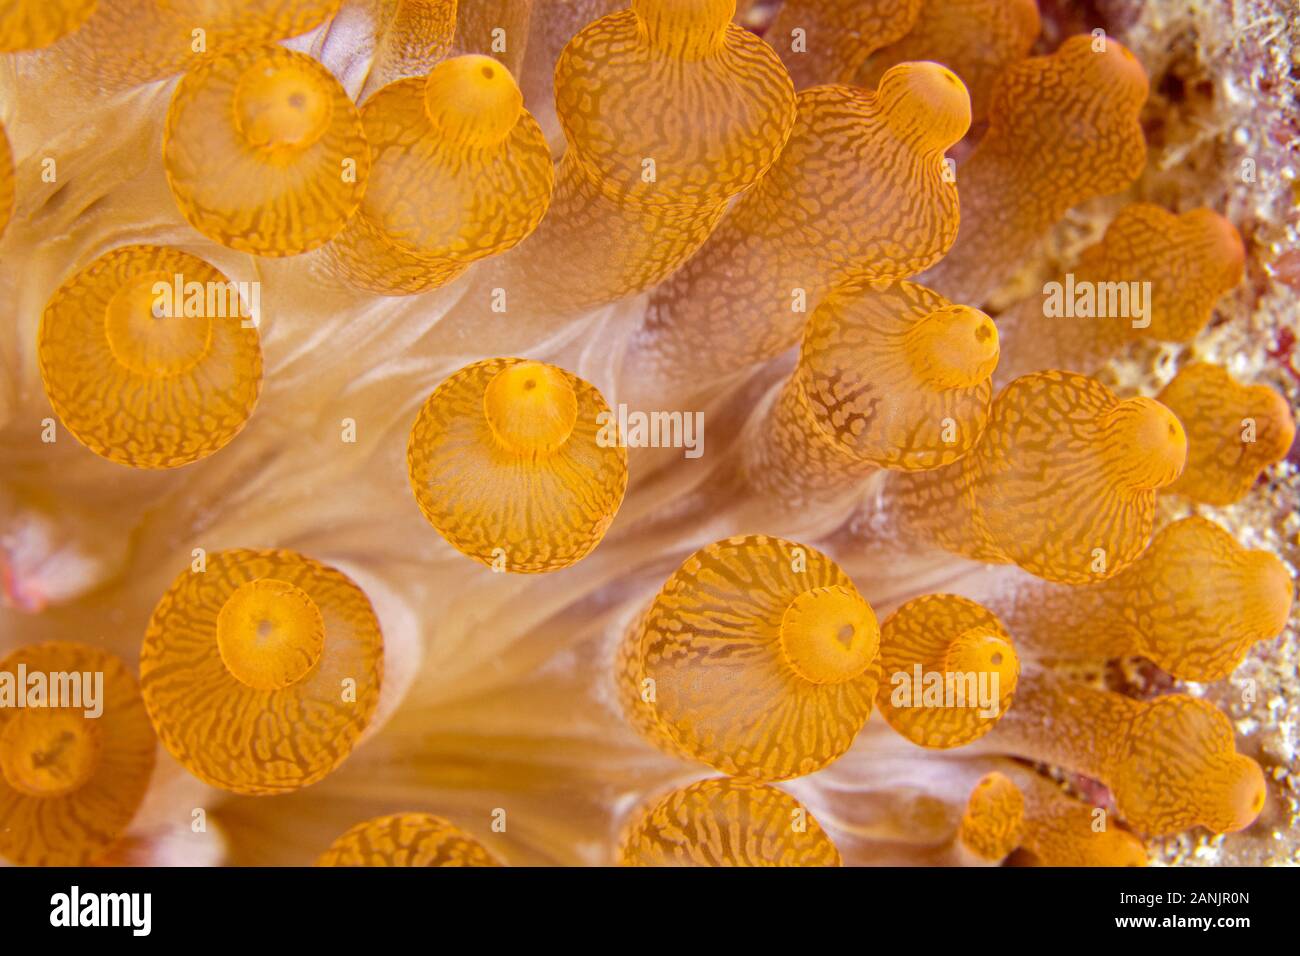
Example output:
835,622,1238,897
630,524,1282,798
1183,207,1247,286
1223,757,1268,833
876,60,972,151
779,584,880,685
483,361,579,455
1102,396,1187,491
905,305,1000,391
944,628,1019,699
1248,551,1297,639
424,55,524,145
623,536,878,780
959,772,1025,862
1120,696,1265,835
216,578,326,691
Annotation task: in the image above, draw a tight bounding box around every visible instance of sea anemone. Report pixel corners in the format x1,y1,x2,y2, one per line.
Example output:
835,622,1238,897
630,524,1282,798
0,0,1295,870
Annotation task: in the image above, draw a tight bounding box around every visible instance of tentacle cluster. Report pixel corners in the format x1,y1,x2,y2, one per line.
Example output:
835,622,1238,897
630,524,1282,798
630,63,970,391
890,371,1187,583
925,34,1149,305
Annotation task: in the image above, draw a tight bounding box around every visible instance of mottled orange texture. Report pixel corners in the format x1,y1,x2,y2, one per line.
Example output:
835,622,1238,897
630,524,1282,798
924,34,1149,305
618,535,880,781
163,44,369,257
619,777,841,866
745,281,998,504
0,120,12,240
38,245,263,469
890,371,1186,584
628,64,969,393
140,549,384,796
479,0,797,318
0,0,96,52
858,0,1040,122
1005,766,1147,866
317,812,500,867
957,771,1024,863
990,517,1294,681
49,0,341,90
0,642,155,866
327,56,552,295
996,206,1246,383
989,668,1266,835
876,594,1018,749
407,358,628,573
766,0,921,88
361,0,458,97
1158,363,1297,506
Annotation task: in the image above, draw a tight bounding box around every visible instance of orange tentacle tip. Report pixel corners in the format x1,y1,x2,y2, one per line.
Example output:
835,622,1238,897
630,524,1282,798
317,813,500,867
0,641,156,866
38,244,263,469
877,594,1019,748
1158,363,1297,506
957,771,1025,863
619,535,880,781
407,358,628,573
800,280,998,470
1117,696,1267,836
618,777,841,866
163,43,369,257
328,56,553,295
140,549,384,796
1097,517,1291,681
